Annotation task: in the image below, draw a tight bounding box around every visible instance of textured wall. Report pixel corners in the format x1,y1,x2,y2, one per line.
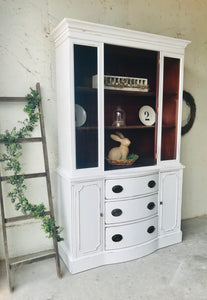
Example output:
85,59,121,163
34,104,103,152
0,0,206,259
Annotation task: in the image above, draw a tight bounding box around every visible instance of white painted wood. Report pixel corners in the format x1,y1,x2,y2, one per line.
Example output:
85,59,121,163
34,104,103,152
105,174,158,199
53,18,189,274
75,181,103,256
159,170,183,234
105,194,158,224
158,53,184,165
105,216,158,250
51,18,190,54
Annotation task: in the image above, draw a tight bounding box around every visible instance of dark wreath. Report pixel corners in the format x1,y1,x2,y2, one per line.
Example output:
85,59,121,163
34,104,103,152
181,90,196,135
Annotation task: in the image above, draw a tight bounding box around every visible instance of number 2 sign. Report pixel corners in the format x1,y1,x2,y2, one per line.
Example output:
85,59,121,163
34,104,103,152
139,105,155,126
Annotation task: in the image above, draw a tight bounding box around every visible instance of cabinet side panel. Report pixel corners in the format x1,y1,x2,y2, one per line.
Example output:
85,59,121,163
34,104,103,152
55,40,72,172
57,175,72,254
161,172,179,232
77,183,102,255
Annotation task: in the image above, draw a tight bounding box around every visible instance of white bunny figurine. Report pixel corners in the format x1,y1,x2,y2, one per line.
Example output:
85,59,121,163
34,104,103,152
108,132,131,160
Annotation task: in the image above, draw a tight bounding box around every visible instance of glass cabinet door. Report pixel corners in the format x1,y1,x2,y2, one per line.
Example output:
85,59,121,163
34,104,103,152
161,57,180,161
104,44,159,171
74,44,98,169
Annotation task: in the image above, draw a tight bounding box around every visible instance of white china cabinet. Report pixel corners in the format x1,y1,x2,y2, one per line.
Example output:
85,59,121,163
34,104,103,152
52,19,190,274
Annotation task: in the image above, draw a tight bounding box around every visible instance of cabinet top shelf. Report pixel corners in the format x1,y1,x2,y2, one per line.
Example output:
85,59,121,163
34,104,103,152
76,125,156,130
76,125,176,130
76,87,156,97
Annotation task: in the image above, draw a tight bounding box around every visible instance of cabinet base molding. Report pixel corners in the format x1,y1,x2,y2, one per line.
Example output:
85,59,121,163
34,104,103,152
158,230,182,249
59,234,181,274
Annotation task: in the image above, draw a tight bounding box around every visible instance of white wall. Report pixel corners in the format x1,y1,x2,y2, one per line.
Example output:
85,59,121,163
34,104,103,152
0,0,206,259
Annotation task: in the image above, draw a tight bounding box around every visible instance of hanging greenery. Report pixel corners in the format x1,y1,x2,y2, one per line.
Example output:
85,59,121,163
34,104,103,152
0,88,63,242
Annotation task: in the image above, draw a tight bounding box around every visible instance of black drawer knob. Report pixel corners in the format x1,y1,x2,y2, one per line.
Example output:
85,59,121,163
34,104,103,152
147,226,155,234
147,202,155,210
112,234,123,242
111,208,123,217
148,180,156,188
112,185,123,193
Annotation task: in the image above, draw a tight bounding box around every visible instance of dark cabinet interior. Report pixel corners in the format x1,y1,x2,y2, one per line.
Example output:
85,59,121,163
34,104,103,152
74,45,98,169
161,57,180,161
73,44,180,170
104,44,158,170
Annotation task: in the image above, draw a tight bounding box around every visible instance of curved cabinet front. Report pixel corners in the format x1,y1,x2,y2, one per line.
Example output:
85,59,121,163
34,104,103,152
105,174,158,199
105,194,158,224
105,216,158,250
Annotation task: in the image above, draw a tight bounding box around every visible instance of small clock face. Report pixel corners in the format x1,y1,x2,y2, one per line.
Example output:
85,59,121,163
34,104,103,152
139,105,155,126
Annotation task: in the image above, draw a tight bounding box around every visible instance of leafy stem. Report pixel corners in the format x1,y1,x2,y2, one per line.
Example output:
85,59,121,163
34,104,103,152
0,88,63,242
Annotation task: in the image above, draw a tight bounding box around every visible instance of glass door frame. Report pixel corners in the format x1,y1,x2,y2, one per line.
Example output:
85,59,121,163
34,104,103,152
70,39,104,176
157,52,184,165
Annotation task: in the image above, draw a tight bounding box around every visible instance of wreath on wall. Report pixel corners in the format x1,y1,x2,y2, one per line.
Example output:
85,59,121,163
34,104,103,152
181,90,196,135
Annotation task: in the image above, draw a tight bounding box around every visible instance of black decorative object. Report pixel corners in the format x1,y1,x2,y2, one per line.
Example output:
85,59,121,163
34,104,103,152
111,209,123,217
147,202,155,210
148,180,156,188
182,90,196,135
147,226,155,234
112,234,123,242
112,185,123,193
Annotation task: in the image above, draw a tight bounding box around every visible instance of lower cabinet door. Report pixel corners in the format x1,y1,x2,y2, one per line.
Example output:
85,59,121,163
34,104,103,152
74,181,103,256
105,216,158,250
159,170,183,234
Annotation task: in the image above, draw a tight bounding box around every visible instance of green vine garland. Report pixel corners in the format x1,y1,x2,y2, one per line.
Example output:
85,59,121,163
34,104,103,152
0,88,63,242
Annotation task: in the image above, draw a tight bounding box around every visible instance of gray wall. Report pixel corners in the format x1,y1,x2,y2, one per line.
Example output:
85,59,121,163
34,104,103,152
0,0,206,259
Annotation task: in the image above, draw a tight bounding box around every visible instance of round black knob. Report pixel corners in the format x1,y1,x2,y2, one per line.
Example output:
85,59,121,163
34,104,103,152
147,202,155,210
111,208,123,217
112,234,123,242
148,180,156,188
147,226,155,234
112,185,123,193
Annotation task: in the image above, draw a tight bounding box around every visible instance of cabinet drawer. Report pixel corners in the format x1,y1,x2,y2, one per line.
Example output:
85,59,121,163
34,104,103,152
105,174,158,199
105,216,158,250
105,194,158,224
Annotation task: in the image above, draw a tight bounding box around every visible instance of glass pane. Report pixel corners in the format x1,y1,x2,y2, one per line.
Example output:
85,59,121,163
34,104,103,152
161,57,180,160
74,45,98,169
104,44,158,171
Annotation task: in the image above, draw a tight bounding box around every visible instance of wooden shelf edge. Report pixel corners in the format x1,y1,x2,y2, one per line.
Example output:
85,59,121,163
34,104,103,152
5,211,50,223
0,172,46,182
0,137,43,144
9,249,56,268
0,97,27,102
76,125,155,130
76,86,156,97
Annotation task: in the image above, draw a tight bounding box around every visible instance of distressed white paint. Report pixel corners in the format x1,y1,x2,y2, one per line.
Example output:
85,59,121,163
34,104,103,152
0,0,206,261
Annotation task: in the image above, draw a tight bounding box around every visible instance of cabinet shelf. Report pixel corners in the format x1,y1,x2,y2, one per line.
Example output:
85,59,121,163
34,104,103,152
106,125,155,130
163,92,178,98
76,87,156,97
77,125,156,130
105,157,156,170
162,125,176,129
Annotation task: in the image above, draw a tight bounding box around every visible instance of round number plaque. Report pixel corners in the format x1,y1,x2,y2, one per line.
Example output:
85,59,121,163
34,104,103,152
139,105,155,126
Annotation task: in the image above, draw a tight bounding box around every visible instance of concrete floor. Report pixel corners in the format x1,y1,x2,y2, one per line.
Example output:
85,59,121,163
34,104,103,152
1,216,207,300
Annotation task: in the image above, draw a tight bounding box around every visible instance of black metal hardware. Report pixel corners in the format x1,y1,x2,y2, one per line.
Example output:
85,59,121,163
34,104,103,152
147,226,155,234
147,202,155,210
112,234,123,242
111,208,123,217
160,201,163,205
148,180,156,188
112,185,123,193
